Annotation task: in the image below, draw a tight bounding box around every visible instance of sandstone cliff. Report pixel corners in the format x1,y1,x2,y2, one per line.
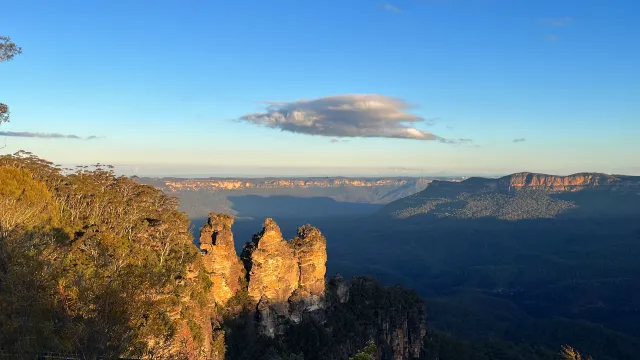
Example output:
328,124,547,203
199,213,244,305
498,172,640,192
241,218,301,303
200,214,329,306
382,172,640,220
291,224,327,296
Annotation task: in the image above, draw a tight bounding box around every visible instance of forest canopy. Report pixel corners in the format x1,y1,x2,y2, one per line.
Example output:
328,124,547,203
0,151,213,358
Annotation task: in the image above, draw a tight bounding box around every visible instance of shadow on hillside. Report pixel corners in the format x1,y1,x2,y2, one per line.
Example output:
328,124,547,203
188,210,640,358
227,195,382,218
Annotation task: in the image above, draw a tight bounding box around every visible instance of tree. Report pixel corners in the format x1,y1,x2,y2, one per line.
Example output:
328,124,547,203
349,340,377,360
561,345,593,360
1,36,22,123
0,167,58,234
0,154,210,358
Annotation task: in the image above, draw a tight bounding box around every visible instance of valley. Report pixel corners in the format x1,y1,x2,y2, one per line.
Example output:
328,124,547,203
136,176,441,219
161,172,640,359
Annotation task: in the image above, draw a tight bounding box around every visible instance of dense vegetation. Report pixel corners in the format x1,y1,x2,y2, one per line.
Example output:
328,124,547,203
388,191,576,220
0,152,213,358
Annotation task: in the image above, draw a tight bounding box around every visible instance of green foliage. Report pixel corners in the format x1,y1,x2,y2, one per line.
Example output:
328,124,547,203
0,153,207,358
199,267,214,293
1,36,22,123
223,275,253,312
0,167,58,232
349,340,376,360
187,319,204,346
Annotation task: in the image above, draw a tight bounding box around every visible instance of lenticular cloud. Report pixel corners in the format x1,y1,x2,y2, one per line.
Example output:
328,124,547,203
239,94,441,141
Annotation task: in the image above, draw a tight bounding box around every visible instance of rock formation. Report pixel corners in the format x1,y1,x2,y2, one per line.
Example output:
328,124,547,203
199,213,244,305
197,214,426,359
199,214,328,308
241,218,301,303
291,224,327,296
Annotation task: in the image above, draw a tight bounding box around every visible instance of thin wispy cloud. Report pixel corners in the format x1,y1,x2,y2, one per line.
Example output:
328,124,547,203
330,138,349,143
0,131,101,140
424,117,439,126
239,94,469,143
541,17,574,27
545,34,558,43
513,138,526,143
378,2,402,12
439,138,472,145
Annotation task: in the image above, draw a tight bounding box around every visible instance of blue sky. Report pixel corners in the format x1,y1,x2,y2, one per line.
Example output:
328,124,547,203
1,0,639,176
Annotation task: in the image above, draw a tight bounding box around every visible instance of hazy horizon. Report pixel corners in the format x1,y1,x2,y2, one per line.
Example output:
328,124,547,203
110,163,640,179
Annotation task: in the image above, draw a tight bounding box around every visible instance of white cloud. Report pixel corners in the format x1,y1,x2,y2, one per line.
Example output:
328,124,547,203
239,94,463,142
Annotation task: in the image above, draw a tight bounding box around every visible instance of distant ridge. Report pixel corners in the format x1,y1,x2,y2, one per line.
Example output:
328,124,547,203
381,172,640,220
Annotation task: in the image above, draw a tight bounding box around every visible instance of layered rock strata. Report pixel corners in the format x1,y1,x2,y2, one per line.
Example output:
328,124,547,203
199,214,328,307
241,218,300,303
198,214,244,305
291,224,327,297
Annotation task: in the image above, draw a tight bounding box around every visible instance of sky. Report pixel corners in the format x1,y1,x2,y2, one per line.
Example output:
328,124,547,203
1,0,639,177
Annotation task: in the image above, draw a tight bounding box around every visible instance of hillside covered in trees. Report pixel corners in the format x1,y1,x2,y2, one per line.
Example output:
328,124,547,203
0,151,217,358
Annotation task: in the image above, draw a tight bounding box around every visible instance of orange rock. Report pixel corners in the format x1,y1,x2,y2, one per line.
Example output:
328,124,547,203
199,213,244,305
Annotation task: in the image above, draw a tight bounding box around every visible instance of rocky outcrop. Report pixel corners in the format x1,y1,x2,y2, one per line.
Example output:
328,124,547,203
291,225,327,296
199,214,328,308
199,214,244,305
241,218,301,303
240,218,328,305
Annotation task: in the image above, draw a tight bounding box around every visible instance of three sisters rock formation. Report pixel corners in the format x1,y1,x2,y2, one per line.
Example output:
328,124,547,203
199,213,327,307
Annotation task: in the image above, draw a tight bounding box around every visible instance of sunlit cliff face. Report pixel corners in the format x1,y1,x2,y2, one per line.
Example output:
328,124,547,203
499,173,640,192
163,178,431,191
199,215,327,306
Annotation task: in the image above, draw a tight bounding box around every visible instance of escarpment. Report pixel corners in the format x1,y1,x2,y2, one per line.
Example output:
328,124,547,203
382,172,640,220
498,172,640,192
